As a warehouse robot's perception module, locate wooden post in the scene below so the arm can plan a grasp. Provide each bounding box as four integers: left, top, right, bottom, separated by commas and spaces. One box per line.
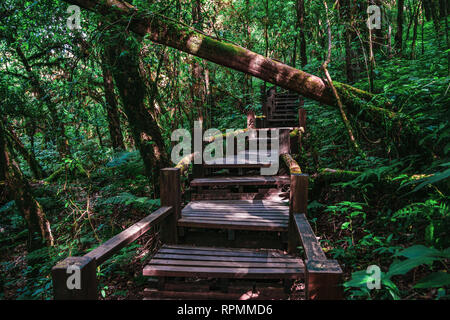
160, 168, 181, 244
279, 128, 290, 155
306, 260, 343, 300
192, 120, 204, 178
298, 108, 306, 129
288, 173, 308, 254
52, 256, 97, 300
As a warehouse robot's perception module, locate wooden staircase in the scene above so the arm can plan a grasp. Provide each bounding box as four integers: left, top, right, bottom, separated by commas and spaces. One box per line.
141, 125, 342, 300
51, 104, 342, 301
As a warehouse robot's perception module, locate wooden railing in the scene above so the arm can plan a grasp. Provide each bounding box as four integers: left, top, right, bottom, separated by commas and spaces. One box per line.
52, 168, 182, 300
282, 153, 343, 299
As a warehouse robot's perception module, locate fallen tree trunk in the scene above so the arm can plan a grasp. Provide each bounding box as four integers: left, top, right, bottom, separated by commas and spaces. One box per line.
63, 0, 405, 126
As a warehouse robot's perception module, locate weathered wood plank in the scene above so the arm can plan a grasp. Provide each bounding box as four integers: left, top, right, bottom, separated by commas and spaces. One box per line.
161, 244, 288, 256
153, 253, 297, 263
293, 214, 326, 261
191, 176, 290, 187
143, 265, 304, 279
160, 168, 181, 244
177, 219, 287, 231
149, 259, 301, 268
191, 192, 282, 201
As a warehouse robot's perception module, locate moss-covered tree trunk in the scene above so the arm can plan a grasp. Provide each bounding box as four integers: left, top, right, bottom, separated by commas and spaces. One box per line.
6, 125, 47, 179
0, 120, 53, 249
104, 32, 169, 185
100, 54, 126, 151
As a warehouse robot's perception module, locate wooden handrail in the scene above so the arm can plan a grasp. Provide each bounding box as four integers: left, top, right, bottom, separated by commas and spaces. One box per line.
52, 167, 183, 300
293, 213, 343, 299
85, 206, 173, 265
286, 160, 343, 299
52, 205, 174, 300
293, 213, 326, 261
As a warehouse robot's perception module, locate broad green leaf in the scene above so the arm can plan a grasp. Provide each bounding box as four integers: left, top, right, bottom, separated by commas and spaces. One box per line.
387, 256, 435, 277
414, 272, 450, 289
394, 245, 440, 259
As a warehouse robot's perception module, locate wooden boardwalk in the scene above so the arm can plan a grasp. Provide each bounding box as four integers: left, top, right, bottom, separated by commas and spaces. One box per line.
52, 92, 342, 300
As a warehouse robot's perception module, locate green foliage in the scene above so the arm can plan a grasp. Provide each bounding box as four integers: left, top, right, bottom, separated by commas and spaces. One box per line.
344, 245, 450, 300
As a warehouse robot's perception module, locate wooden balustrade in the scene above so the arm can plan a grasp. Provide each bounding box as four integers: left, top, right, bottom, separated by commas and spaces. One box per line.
51, 168, 180, 300
285, 154, 343, 300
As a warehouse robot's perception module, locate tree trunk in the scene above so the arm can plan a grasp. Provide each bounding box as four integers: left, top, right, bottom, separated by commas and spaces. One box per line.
411, 2, 421, 59
0, 120, 53, 249
6, 125, 47, 179
104, 32, 169, 185
439, 0, 448, 17
395, 0, 404, 55
295, 0, 308, 67
100, 54, 126, 151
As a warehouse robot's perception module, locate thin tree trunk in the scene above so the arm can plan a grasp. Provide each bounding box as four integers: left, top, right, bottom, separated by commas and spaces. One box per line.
100, 53, 126, 151
295, 0, 308, 67
322, 1, 364, 156
411, 1, 421, 59
395, 0, 404, 55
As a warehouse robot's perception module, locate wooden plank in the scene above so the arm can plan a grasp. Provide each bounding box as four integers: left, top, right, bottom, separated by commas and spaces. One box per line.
180, 216, 288, 223
293, 214, 326, 261
191, 176, 290, 187
191, 192, 282, 201
288, 174, 308, 254
182, 212, 288, 219
143, 288, 243, 300
161, 244, 288, 256
158, 247, 288, 258
160, 168, 181, 244
143, 288, 288, 300
143, 265, 304, 279
149, 259, 301, 269
177, 219, 287, 231
185, 199, 289, 207
85, 206, 173, 264
182, 212, 288, 217
183, 206, 289, 213
153, 253, 296, 263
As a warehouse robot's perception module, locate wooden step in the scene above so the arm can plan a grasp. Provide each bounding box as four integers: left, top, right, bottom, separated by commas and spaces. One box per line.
191, 176, 290, 187
178, 200, 289, 231
143, 245, 304, 279
203, 151, 277, 169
